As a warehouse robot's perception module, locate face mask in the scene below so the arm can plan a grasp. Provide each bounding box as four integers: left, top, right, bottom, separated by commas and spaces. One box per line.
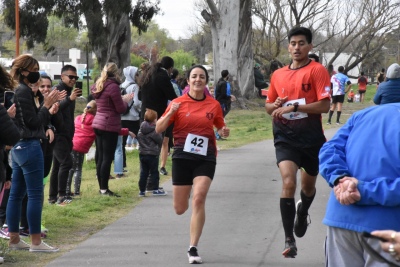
23, 70, 40, 84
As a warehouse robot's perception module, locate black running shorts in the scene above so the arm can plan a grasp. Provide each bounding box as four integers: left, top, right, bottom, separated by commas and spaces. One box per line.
172, 158, 216, 185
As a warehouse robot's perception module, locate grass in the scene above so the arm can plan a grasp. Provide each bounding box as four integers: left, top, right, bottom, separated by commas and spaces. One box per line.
3, 85, 377, 266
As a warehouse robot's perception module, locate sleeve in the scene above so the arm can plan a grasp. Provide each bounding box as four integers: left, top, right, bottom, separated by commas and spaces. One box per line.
132, 85, 141, 111
16, 88, 51, 129
356, 177, 400, 206
150, 131, 163, 146
319, 117, 354, 187
158, 74, 177, 101
312, 65, 331, 101
56, 86, 73, 111
266, 74, 278, 103
213, 102, 225, 129
373, 89, 382, 105
0, 105, 20, 146
110, 86, 128, 114
161, 101, 176, 126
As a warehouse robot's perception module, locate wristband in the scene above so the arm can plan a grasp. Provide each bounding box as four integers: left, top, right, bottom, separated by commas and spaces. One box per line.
293, 103, 299, 112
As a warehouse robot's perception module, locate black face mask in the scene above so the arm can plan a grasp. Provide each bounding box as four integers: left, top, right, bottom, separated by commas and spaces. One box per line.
22, 70, 40, 84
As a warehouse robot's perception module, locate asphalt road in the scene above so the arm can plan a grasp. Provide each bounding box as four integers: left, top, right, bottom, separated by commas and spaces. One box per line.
47, 128, 338, 267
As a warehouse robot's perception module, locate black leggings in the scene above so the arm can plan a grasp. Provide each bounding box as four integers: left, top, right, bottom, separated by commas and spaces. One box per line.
95, 129, 118, 190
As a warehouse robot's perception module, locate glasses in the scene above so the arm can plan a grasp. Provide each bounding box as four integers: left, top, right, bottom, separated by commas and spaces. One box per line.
63, 74, 79, 80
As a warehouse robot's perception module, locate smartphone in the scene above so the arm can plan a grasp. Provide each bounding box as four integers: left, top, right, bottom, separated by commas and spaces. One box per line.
362, 231, 388, 242
74, 81, 83, 96
3, 91, 15, 109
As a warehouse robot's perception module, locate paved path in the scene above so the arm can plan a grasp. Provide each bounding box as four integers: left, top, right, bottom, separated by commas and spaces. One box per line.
47, 128, 338, 267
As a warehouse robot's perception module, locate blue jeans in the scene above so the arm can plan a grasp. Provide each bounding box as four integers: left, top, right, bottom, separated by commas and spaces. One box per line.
139, 154, 160, 192
7, 139, 43, 234
114, 136, 123, 175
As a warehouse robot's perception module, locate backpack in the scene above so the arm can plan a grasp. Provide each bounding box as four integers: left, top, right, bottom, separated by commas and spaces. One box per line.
120, 82, 135, 116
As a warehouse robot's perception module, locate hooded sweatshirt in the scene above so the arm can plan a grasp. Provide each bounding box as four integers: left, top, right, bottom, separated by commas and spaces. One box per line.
137, 121, 163, 156
121, 66, 141, 121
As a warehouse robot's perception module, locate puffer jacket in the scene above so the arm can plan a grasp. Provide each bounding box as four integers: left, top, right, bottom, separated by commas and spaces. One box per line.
121, 66, 141, 121
72, 113, 95, 154
91, 78, 128, 133
137, 121, 162, 156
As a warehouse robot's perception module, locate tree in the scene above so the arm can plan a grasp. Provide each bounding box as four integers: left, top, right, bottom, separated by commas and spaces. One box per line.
2, 0, 161, 69
202, 0, 255, 99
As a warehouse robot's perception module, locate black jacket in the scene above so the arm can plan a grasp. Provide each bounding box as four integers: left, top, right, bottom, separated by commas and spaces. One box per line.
141, 68, 177, 119
215, 77, 231, 105
14, 82, 50, 140
54, 81, 76, 139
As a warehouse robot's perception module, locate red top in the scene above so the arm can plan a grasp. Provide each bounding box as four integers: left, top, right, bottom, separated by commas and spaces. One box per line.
72, 113, 96, 154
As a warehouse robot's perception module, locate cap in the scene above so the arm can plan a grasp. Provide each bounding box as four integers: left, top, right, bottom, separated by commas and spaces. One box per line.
386, 63, 400, 79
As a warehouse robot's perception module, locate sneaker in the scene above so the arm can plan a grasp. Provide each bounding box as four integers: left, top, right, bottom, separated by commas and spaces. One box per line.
187, 247, 202, 264
0, 228, 9, 239
336, 121, 341, 125
152, 189, 167, 196
99, 189, 121, 197
9, 239, 30, 250
19, 228, 29, 237
326, 121, 331, 125
138, 192, 146, 197
56, 196, 73, 206
282, 237, 297, 258
160, 167, 168, 175
109, 175, 115, 180
48, 198, 57, 205
294, 200, 311, 238
116, 174, 125, 179
29, 241, 59, 253
123, 169, 128, 173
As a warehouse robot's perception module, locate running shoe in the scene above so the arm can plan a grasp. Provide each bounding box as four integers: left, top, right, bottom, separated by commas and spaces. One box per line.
160, 167, 168, 175
99, 189, 121, 197
138, 192, 146, 197
56, 196, 73, 206
294, 200, 311, 238
187, 247, 202, 264
282, 236, 297, 258
29, 241, 59, 253
0, 228, 9, 239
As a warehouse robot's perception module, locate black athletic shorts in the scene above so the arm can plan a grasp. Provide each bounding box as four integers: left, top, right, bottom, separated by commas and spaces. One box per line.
172, 158, 216, 185
275, 142, 321, 176
331, 95, 345, 104
358, 90, 366, 95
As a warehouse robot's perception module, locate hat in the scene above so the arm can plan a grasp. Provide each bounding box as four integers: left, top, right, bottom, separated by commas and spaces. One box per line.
255, 63, 261, 69
386, 63, 400, 79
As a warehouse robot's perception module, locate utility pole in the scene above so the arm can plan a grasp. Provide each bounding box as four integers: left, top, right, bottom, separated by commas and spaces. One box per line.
15, 0, 19, 57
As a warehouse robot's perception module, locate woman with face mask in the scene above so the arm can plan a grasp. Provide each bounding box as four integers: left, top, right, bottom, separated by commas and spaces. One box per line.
7, 54, 60, 252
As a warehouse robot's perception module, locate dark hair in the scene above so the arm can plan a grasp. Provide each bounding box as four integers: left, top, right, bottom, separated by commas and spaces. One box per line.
288, 27, 312, 44
161, 56, 174, 69
61, 64, 77, 73
0, 65, 17, 91
381, 68, 385, 72
177, 77, 188, 89
361, 71, 364, 76
338, 66, 345, 73
10, 54, 39, 82
171, 68, 179, 79
40, 75, 52, 84
221, 70, 229, 78
308, 53, 319, 62
186, 65, 209, 83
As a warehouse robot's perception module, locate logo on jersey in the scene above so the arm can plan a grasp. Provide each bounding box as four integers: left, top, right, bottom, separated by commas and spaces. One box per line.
302, 83, 311, 92
206, 112, 214, 120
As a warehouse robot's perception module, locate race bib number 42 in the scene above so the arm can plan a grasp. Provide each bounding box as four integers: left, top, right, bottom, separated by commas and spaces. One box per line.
183, 133, 209, 156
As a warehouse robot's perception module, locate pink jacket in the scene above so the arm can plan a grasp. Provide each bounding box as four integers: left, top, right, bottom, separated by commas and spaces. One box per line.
72, 113, 96, 154
91, 79, 128, 133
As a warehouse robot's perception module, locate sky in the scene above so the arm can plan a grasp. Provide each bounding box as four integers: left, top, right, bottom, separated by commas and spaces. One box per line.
153, 0, 200, 40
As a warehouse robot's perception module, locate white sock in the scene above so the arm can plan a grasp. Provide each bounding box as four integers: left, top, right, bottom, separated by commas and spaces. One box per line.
100, 189, 107, 193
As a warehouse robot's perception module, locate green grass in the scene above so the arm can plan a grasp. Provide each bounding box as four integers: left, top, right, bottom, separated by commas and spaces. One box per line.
4, 86, 377, 266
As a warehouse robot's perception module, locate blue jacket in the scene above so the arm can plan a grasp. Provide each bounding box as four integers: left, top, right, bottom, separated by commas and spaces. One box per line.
373, 78, 400, 104
319, 103, 400, 233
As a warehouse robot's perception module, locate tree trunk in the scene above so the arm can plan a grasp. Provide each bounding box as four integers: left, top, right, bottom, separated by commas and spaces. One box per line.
205, 0, 255, 101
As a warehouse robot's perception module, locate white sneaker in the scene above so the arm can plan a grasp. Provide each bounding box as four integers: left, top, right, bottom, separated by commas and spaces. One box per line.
9, 239, 30, 250
29, 241, 59, 253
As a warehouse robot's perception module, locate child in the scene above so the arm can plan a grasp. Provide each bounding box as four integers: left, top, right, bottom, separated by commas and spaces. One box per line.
66, 100, 97, 196
137, 109, 166, 197
347, 89, 355, 103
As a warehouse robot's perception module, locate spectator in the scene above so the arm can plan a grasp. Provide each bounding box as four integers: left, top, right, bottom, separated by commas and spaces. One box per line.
137, 109, 165, 196
371, 230, 400, 263
254, 63, 269, 98
48, 65, 82, 205
327, 66, 352, 125
319, 103, 400, 267
265, 27, 331, 258
376, 68, 386, 87
91, 63, 133, 197
120, 66, 141, 174
156, 64, 229, 264
308, 53, 320, 62
357, 71, 368, 103
327, 64, 336, 77
8, 54, 60, 252
347, 89, 355, 103
66, 100, 97, 196
373, 63, 400, 105
215, 70, 236, 118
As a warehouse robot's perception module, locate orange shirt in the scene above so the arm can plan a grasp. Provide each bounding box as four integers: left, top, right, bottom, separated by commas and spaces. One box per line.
266, 61, 331, 147
162, 93, 225, 159
358, 76, 368, 90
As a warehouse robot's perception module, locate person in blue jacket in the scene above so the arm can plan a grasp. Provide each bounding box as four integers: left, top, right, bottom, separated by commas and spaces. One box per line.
319, 103, 400, 266
373, 63, 400, 105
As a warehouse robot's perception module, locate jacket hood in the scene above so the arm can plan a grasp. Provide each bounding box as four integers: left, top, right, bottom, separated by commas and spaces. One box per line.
122, 66, 138, 85
91, 78, 119, 98
140, 121, 156, 135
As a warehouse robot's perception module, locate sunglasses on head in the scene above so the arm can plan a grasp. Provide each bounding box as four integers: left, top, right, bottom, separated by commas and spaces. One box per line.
64, 74, 79, 80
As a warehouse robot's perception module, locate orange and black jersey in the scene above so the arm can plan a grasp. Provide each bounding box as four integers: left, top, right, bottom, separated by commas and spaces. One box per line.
162, 93, 225, 161
266, 60, 331, 148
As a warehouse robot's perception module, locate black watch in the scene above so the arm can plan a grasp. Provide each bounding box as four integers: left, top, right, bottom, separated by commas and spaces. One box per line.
293, 103, 299, 112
